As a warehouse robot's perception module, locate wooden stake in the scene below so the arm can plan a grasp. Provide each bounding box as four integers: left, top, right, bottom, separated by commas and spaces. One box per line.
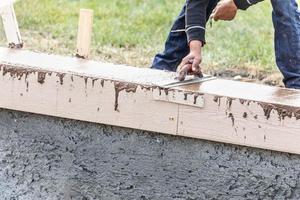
0, 3, 23, 48
76, 9, 93, 59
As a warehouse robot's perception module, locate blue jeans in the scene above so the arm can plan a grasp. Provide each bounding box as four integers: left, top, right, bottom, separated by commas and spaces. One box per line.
151, 0, 218, 71
271, 0, 300, 88
152, 0, 300, 89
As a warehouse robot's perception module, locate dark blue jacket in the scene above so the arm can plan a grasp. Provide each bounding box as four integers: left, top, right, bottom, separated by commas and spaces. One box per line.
186, 0, 264, 43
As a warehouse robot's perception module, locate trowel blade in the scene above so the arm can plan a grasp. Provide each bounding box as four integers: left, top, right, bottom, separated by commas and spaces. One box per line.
157, 75, 216, 89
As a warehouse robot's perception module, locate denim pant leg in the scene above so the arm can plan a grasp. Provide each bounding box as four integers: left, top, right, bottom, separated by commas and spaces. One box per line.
271, 0, 300, 89
152, 0, 219, 72
151, 5, 188, 71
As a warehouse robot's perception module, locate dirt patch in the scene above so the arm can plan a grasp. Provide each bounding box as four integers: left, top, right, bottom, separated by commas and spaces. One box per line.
205, 67, 284, 87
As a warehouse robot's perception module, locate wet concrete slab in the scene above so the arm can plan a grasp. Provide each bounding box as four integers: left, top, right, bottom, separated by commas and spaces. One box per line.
0, 47, 177, 85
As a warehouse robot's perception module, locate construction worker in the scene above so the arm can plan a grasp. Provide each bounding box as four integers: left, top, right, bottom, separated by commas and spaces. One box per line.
151, 0, 300, 89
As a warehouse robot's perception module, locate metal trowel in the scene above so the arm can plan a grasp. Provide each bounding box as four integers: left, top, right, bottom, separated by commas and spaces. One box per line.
160, 74, 216, 89
161, 61, 216, 88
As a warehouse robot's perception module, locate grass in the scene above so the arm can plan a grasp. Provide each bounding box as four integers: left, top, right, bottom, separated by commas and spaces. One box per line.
0, 0, 298, 83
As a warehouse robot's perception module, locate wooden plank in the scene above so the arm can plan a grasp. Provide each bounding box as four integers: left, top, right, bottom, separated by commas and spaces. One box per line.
177, 95, 300, 154
0, 48, 300, 154
153, 89, 205, 108
0, 67, 178, 135
76, 9, 93, 59
0, 3, 23, 48
175, 80, 300, 154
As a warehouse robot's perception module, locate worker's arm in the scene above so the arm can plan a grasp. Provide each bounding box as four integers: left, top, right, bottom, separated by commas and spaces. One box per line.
185, 0, 210, 43
212, 0, 264, 21
234, 0, 264, 10
177, 0, 209, 80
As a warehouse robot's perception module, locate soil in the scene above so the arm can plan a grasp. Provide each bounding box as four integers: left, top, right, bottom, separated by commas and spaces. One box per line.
207, 68, 284, 87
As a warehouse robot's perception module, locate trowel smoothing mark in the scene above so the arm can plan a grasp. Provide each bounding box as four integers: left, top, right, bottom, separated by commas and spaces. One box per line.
114, 82, 138, 112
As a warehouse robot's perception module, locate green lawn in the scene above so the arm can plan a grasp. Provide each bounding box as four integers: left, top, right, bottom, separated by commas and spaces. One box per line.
0, 0, 298, 82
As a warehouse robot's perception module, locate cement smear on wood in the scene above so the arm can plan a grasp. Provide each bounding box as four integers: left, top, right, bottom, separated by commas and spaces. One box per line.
0, 109, 300, 200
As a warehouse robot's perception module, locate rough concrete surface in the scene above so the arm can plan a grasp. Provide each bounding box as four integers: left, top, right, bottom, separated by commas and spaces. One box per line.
0, 109, 300, 200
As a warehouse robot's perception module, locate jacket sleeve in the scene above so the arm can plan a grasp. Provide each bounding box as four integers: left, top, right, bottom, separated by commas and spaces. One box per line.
233, 0, 264, 10
185, 0, 210, 44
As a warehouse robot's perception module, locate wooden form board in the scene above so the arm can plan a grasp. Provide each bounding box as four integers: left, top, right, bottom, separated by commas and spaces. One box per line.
0, 47, 300, 154
0, 3, 23, 48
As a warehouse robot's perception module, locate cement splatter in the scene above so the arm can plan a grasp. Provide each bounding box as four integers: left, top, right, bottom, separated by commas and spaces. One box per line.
213, 96, 221, 107
259, 102, 300, 120
193, 94, 201, 105
212, 94, 300, 121
8, 42, 24, 49
226, 98, 234, 110
1, 64, 34, 80
140, 85, 152, 91
228, 113, 235, 126
56, 73, 66, 85
184, 93, 188, 101
114, 82, 138, 112
75, 54, 86, 59
101, 80, 105, 87
158, 87, 169, 96
26, 82, 29, 92
82, 77, 89, 89
37, 72, 47, 84
92, 79, 98, 87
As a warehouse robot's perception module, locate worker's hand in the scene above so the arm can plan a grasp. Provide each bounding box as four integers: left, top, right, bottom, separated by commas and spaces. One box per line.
210, 0, 238, 21
177, 40, 203, 81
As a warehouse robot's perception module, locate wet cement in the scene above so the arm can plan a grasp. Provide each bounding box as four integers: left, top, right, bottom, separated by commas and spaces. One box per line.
1, 109, 300, 200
